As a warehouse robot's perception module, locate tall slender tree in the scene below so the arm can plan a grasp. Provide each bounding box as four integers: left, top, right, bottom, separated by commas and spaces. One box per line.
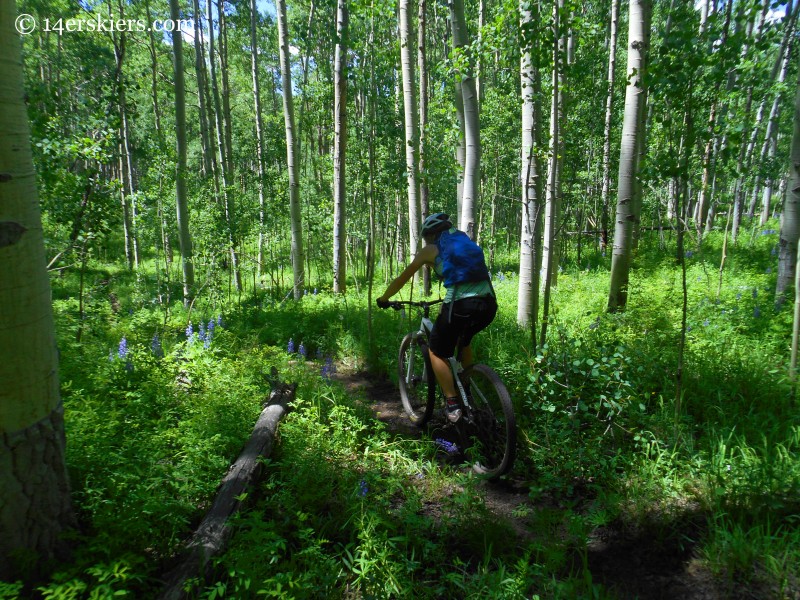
170, 0, 195, 303
333, 0, 349, 293
600, 0, 620, 251
608, 0, 650, 312
277, 0, 305, 299
449, 0, 480, 238
250, 0, 268, 281
400, 0, 421, 278
517, 0, 543, 341
776, 55, 800, 304
0, 0, 75, 578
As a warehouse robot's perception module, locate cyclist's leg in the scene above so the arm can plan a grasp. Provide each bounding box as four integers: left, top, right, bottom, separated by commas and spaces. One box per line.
429, 350, 457, 397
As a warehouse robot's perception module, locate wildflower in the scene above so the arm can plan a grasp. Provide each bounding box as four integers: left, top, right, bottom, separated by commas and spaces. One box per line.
109, 350, 114, 362
217, 315, 224, 328
316, 347, 323, 359
765, 267, 772, 274
687, 325, 693, 332
703, 319, 709, 327
204, 336, 211, 350
435, 438, 459, 455
207, 319, 216, 337
358, 480, 368, 497
313, 288, 318, 295
186, 322, 194, 341
736, 293, 742, 300
198, 322, 206, 342
298, 342, 307, 358
771, 246, 778, 256
753, 288, 758, 299
754, 306, 761, 318
287, 338, 295, 353
125, 360, 134, 373
118, 337, 128, 359
151, 334, 163, 358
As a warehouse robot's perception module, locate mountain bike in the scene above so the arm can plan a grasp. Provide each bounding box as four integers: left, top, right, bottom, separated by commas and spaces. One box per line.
384, 299, 516, 479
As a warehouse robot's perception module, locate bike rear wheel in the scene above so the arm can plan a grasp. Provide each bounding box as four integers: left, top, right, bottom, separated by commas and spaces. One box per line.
398, 333, 436, 426
460, 364, 516, 478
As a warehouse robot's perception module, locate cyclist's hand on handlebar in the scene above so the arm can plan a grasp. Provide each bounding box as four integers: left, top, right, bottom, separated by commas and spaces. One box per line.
376, 298, 391, 309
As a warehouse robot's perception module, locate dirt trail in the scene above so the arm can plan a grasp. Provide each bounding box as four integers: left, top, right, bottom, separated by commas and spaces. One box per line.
333, 370, 781, 600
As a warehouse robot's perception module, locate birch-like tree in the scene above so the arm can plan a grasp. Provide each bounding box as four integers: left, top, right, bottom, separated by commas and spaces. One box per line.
776, 58, 800, 304
250, 0, 268, 280
0, 0, 75, 577
333, 0, 349, 293
600, 0, 620, 251
277, 0, 305, 299
608, 0, 650, 312
517, 0, 543, 337
400, 0, 421, 272
170, 0, 195, 303
449, 0, 480, 238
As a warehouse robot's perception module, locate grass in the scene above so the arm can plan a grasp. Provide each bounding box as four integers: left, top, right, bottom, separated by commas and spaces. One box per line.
2, 224, 799, 598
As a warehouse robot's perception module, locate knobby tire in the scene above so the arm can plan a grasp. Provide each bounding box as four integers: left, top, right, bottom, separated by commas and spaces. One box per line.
398, 332, 436, 425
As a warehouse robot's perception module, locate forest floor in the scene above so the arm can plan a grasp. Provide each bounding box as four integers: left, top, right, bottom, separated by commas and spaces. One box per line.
332, 368, 786, 600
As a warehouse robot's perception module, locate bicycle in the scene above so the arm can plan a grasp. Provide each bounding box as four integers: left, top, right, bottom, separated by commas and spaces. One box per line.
384, 299, 516, 479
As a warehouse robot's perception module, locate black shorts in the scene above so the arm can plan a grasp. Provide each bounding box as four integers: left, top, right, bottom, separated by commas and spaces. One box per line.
428, 295, 498, 359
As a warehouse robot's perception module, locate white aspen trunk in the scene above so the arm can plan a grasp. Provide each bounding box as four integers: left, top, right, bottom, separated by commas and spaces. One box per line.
517, 0, 542, 336
276, 0, 305, 299
170, 0, 195, 303
539, 0, 562, 347
600, 0, 620, 251
777, 59, 800, 303
250, 0, 267, 281
189, 0, 212, 177
0, 0, 75, 578
418, 0, 431, 294
333, 0, 349, 293
400, 0, 421, 277
217, 0, 241, 291
449, 0, 480, 239
608, 0, 649, 312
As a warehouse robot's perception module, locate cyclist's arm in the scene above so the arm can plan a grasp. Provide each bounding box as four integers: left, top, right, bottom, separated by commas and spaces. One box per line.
378, 245, 437, 302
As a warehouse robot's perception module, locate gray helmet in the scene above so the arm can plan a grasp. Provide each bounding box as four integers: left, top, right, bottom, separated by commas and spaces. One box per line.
421, 212, 452, 236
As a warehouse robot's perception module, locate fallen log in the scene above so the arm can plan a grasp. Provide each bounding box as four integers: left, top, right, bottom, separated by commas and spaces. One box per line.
157, 382, 296, 600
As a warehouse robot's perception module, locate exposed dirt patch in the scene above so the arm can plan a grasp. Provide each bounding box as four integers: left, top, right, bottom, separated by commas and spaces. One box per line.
331, 370, 788, 600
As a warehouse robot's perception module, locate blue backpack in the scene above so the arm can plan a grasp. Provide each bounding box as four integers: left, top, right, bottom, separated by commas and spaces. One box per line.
435, 229, 491, 287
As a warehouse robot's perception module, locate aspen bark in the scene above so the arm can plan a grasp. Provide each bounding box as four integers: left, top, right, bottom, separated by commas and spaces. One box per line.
400, 0, 421, 274
333, 0, 349, 293
277, 0, 306, 299
0, 0, 75, 577
608, 0, 649, 312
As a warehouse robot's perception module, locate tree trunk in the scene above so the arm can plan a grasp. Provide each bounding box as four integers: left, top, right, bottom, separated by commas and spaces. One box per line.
333, 0, 349, 293
777, 58, 800, 304
250, 0, 267, 282
418, 0, 431, 294
0, 0, 76, 577
449, 0, 480, 239
277, 0, 306, 300
608, 0, 650, 312
600, 0, 620, 252
517, 0, 543, 342
400, 0, 421, 281
191, 0, 213, 177
170, 0, 196, 304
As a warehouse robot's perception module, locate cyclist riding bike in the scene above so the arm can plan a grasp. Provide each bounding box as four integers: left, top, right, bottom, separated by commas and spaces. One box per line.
377, 213, 497, 423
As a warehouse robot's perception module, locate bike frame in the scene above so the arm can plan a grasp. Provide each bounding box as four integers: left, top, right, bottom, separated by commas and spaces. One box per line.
402, 300, 471, 410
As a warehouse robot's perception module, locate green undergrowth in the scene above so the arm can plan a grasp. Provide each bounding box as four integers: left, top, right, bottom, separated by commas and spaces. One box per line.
3, 226, 800, 597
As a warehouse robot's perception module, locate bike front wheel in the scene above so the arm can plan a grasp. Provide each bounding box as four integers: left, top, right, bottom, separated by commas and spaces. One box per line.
460, 364, 516, 479
398, 333, 436, 426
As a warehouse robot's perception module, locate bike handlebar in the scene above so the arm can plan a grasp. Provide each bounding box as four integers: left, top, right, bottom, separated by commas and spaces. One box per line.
381, 298, 445, 310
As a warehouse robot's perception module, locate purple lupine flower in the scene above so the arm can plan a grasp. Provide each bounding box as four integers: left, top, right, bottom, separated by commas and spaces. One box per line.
703, 319, 709, 327
287, 338, 295, 353
298, 342, 307, 358
435, 438, 459, 455
766, 267, 772, 274
208, 319, 216, 336
118, 337, 128, 359
186, 322, 194, 341
151, 334, 163, 358
198, 322, 206, 342
109, 350, 114, 362
685, 250, 694, 259
754, 306, 761, 318
358, 480, 368, 497
217, 314, 224, 328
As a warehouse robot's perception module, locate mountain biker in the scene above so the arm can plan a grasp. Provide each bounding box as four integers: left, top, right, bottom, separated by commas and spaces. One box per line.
377, 213, 497, 423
